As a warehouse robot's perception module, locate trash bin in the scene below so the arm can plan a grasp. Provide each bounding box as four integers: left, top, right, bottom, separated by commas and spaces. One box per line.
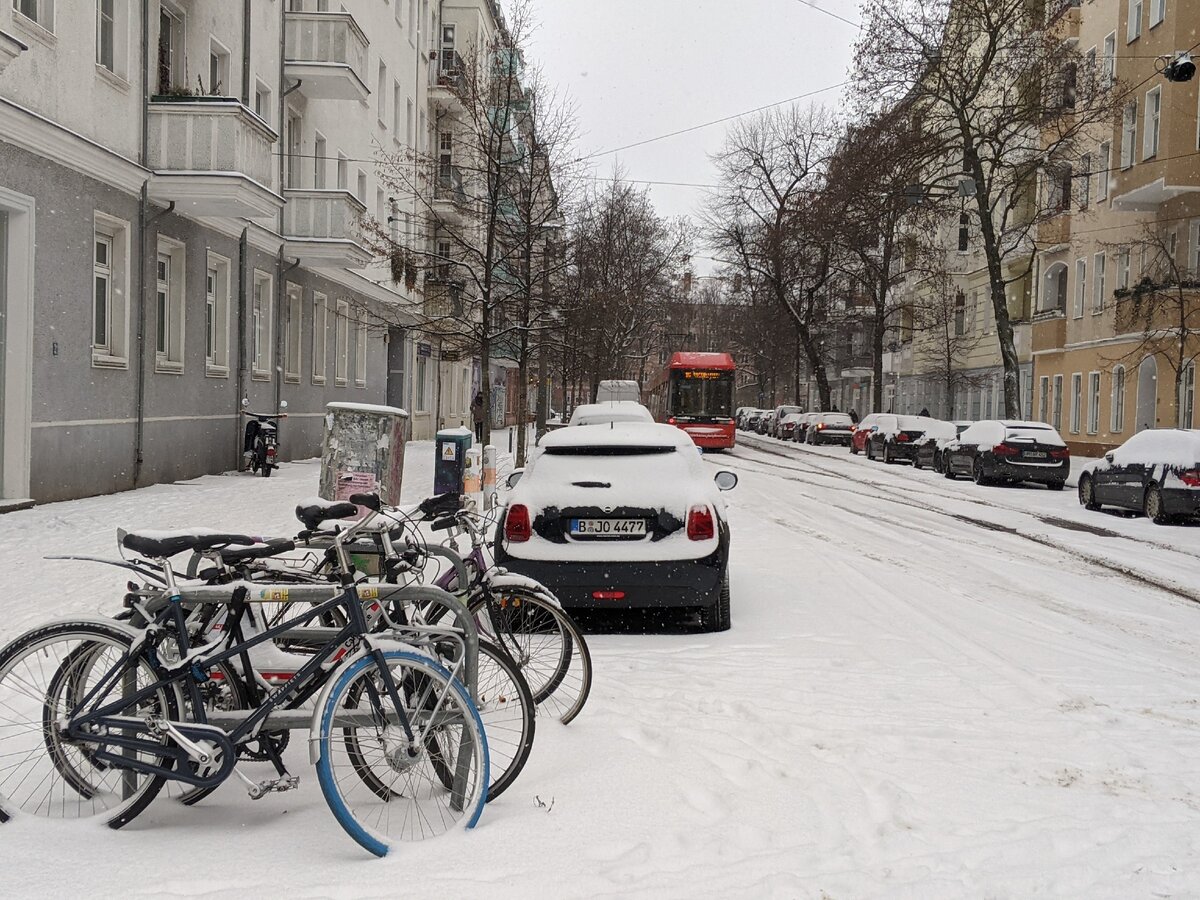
319, 402, 410, 506
435, 427, 474, 495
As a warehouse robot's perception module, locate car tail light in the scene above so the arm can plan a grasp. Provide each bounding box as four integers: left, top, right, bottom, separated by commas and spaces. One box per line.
1181, 469, 1200, 487
504, 504, 531, 542
592, 590, 626, 600
1049, 448, 1070, 460
895, 433, 910, 442
817, 423, 825, 430
687, 505, 715, 541
667, 417, 676, 425
992, 443, 1020, 457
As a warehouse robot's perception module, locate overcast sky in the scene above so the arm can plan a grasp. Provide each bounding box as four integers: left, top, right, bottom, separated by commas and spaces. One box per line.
525, 0, 862, 270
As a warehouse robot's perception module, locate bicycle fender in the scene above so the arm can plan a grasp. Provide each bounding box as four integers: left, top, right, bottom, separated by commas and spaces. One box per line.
305, 638, 434, 765
486, 573, 564, 610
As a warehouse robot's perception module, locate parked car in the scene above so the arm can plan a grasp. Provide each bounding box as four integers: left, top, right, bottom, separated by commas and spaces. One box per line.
735, 407, 755, 430
792, 412, 820, 443
1077, 428, 1200, 524
805, 412, 855, 446
943, 420, 1069, 488
849, 413, 885, 455
744, 409, 766, 432
495, 423, 738, 631
913, 421, 971, 471
864, 414, 945, 464
568, 401, 654, 427
778, 412, 806, 441
757, 409, 777, 435
771, 405, 805, 439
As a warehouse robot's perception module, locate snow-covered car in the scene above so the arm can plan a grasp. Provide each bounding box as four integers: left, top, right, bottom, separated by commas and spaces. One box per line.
771, 405, 805, 438
943, 420, 1069, 488
805, 412, 855, 446
757, 409, 777, 435
735, 407, 757, 430
865, 414, 943, 464
778, 412, 806, 441
743, 409, 766, 431
495, 423, 738, 631
1077, 428, 1200, 524
849, 412, 884, 454
913, 421, 971, 471
567, 401, 654, 427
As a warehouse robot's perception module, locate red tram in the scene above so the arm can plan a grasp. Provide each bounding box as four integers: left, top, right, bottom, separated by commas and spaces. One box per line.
645, 352, 737, 450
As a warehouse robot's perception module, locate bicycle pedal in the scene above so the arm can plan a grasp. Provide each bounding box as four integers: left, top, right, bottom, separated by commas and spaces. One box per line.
247, 775, 300, 799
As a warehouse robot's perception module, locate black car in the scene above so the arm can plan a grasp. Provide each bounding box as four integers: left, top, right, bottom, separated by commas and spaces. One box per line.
866, 414, 941, 464
1078, 428, 1200, 524
913, 421, 970, 471
943, 420, 1069, 488
805, 412, 855, 446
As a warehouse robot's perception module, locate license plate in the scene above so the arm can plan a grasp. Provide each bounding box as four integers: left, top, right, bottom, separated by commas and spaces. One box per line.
570, 518, 646, 537
1024, 451, 1048, 459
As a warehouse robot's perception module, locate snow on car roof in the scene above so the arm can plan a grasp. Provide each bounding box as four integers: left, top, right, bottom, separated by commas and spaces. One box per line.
1111, 428, 1200, 466
568, 402, 653, 424
539, 421, 692, 450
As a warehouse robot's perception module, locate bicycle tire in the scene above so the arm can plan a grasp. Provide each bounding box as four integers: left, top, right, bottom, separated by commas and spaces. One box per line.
471, 588, 593, 725
0, 621, 178, 829
315, 649, 489, 856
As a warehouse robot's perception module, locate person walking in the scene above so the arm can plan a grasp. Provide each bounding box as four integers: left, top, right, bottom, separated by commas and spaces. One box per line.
471, 392, 485, 443
849, 408, 859, 424
918, 406, 930, 417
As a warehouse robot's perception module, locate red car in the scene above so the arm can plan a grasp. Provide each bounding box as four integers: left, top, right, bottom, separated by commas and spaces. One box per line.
849, 413, 883, 455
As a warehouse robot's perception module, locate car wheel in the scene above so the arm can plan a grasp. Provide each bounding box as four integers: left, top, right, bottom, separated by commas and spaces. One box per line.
699, 572, 731, 633
882, 442, 893, 464
913, 453, 923, 470
972, 456, 990, 486
1078, 475, 1101, 510
1144, 486, 1172, 524
866, 441, 874, 461
1045, 481, 1064, 491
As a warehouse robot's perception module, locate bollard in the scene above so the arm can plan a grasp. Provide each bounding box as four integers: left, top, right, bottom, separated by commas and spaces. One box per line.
463, 447, 483, 510
482, 445, 497, 510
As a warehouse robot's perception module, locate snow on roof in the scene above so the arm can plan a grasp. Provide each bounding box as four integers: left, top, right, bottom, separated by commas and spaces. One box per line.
1111, 428, 1200, 466
328, 401, 409, 417
539, 421, 692, 450
569, 402, 653, 425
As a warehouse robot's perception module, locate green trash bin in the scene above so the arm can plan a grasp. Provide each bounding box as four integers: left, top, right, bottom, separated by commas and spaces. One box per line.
435, 427, 473, 495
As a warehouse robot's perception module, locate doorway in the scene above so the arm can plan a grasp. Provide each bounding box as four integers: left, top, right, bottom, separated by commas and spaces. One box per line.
386, 327, 407, 412
0, 187, 33, 499
1135, 355, 1157, 431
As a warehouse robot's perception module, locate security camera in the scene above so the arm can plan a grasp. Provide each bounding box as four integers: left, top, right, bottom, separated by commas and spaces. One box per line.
1164, 51, 1196, 83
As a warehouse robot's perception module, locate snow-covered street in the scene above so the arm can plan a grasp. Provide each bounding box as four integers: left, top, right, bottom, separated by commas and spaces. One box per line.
3, 438, 1200, 898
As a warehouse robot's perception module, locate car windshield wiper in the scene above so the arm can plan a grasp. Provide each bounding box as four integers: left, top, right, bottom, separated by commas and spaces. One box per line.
571, 481, 612, 488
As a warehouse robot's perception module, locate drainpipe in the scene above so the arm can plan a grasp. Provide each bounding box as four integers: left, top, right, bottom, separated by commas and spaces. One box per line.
276, 254, 300, 417
241, 0, 251, 106
235, 227, 250, 465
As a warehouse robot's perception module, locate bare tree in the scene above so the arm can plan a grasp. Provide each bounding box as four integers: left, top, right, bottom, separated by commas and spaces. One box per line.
910, 271, 988, 416
856, 0, 1122, 417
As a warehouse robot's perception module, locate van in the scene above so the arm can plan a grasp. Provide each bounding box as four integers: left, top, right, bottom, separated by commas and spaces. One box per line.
595, 379, 640, 403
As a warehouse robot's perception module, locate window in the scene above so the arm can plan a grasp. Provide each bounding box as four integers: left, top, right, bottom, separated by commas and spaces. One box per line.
313, 133, 327, 189
312, 292, 328, 384
335, 299, 350, 385
356, 170, 367, 203
157, 6, 184, 94
1181, 362, 1196, 427
1083, 47, 1097, 102
1117, 246, 1131, 289
1150, 0, 1165, 26
208, 38, 230, 95
1070, 373, 1082, 433
155, 238, 185, 371
14, 0, 54, 31
1168, 228, 1178, 264
1073, 258, 1086, 318
1111, 365, 1126, 431
205, 252, 230, 375
377, 61, 388, 125
393, 80, 403, 142
1097, 142, 1110, 201
286, 110, 302, 188
254, 79, 271, 125
954, 289, 966, 336
1121, 101, 1137, 168
1053, 374, 1063, 431
1047, 166, 1072, 211
415, 353, 428, 410
440, 23, 456, 74
1087, 372, 1101, 434
439, 131, 453, 177
957, 213, 969, 251
1102, 32, 1116, 87
1093, 253, 1106, 312
97, 0, 115, 70
337, 152, 349, 190
252, 270, 272, 379
1144, 87, 1161, 159
1191, 220, 1200, 276
406, 99, 414, 145
1079, 154, 1091, 209
1039, 375, 1050, 422
355, 314, 368, 387
284, 283, 302, 383
92, 214, 129, 367
419, 109, 427, 153
1128, 0, 1143, 41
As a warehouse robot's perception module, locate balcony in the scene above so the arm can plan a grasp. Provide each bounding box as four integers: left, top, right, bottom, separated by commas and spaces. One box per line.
1111, 155, 1200, 211
1045, 0, 1080, 35
430, 52, 465, 106
284, 11, 369, 102
1031, 309, 1066, 353
0, 30, 28, 74
282, 189, 370, 268
433, 166, 469, 222
146, 98, 281, 218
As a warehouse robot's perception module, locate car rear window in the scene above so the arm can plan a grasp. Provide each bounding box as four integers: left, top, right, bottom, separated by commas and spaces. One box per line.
542, 445, 676, 456
820, 414, 852, 425
1004, 426, 1065, 446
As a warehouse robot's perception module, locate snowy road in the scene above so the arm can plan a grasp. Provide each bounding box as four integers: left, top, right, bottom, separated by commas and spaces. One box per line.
3, 439, 1200, 898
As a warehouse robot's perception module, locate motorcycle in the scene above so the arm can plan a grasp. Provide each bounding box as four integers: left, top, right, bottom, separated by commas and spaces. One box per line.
242, 398, 287, 478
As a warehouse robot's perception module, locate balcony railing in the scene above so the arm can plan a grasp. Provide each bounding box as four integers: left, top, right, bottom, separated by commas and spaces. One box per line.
282, 189, 370, 267
434, 51, 466, 92
435, 166, 469, 206
284, 11, 369, 101
146, 98, 281, 218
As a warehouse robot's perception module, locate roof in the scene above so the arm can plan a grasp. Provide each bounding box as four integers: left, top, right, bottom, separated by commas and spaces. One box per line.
539, 422, 694, 450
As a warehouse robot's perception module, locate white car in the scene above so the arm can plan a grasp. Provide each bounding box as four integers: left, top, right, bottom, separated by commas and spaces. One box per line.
567, 401, 654, 427
496, 423, 738, 631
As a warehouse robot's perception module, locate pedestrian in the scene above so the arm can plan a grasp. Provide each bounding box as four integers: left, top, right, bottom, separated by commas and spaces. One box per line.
918, 406, 930, 417
470, 392, 485, 443
849, 408, 859, 423
831, 404, 839, 412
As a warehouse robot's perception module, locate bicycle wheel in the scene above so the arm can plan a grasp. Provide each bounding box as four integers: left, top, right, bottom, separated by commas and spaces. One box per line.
462, 640, 534, 800
315, 649, 488, 857
0, 621, 178, 828
472, 588, 593, 725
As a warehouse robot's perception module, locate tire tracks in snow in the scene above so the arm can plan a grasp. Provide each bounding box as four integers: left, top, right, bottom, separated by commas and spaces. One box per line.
718, 441, 1200, 608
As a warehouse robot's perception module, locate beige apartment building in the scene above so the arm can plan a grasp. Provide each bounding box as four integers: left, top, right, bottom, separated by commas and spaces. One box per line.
1032, 0, 1200, 455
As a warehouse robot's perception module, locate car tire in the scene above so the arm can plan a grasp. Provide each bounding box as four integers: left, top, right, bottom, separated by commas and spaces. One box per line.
913, 454, 923, 470
972, 456, 992, 486
1144, 485, 1172, 524
1045, 481, 1064, 491
882, 442, 893, 464
866, 441, 874, 461
850, 443, 859, 455
700, 573, 731, 633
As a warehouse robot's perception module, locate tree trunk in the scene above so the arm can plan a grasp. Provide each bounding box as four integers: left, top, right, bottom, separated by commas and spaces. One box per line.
872, 303, 885, 414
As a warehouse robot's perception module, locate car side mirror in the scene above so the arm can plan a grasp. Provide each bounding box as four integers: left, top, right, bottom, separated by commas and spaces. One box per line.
714, 471, 738, 491
870, 425, 879, 432
241, 397, 249, 407
279, 400, 288, 410
505, 470, 523, 489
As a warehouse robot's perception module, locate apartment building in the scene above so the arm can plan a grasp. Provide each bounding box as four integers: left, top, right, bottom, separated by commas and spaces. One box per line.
1031, 0, 1200, 455
0, 0, 492, 503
